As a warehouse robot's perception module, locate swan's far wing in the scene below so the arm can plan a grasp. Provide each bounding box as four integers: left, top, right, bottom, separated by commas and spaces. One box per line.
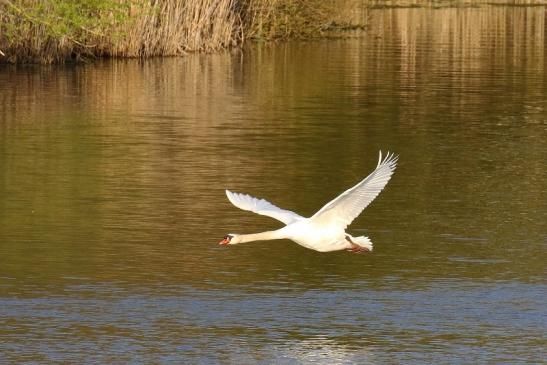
310, 151, 398, 229
225, 190, 303, 225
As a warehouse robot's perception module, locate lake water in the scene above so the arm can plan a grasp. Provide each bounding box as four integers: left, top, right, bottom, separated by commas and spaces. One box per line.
1, 3, 546, 364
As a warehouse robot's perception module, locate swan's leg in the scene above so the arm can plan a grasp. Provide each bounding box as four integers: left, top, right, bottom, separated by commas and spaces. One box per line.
345, 235, 371, 253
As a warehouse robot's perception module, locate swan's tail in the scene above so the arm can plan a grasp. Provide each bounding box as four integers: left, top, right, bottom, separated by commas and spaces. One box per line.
348, 235, 373, 252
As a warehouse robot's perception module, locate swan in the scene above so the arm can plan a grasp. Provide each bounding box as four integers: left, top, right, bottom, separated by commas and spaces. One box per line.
220, 151, 398, 253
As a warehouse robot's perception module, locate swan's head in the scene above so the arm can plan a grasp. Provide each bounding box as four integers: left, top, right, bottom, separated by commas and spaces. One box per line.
219, 234, 238, 245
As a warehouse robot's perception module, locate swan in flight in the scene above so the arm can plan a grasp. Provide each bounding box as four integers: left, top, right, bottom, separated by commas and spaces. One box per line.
220, 151, 398, 253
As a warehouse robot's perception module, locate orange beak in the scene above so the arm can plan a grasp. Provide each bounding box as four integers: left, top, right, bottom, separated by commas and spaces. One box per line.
219, 238, 230, 245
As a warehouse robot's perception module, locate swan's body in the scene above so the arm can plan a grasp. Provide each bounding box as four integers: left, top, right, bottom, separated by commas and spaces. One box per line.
220, 151, 398, 253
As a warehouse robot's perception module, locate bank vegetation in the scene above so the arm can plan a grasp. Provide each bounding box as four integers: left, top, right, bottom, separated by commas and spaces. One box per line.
0, 0, 363, 63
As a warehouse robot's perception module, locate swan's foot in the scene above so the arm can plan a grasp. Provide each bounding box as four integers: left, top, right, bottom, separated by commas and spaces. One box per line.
345, 236, 371, 254
346, 244, 371, 253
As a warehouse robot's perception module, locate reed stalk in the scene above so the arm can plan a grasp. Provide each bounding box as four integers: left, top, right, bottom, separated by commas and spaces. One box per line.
0, 0, 364, 63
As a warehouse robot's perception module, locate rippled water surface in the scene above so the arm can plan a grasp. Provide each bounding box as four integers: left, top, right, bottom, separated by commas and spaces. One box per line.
1, 4, 546, 364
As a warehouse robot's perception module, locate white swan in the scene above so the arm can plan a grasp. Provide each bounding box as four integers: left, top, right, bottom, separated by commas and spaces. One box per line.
220, 151, 398, 253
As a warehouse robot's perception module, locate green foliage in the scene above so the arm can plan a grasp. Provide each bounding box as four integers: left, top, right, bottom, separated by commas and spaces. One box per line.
1, 0, 133, 56
0, 0, 363, 63
243, 0, 359, 41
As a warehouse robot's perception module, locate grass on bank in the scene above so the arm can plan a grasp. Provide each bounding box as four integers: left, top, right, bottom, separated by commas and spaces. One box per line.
0, 0, 364, 63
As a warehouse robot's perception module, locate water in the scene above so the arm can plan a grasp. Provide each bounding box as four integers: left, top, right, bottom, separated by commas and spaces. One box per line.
1, 4, 546, 364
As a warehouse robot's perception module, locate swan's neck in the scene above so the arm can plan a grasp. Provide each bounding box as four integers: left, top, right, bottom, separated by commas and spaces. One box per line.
236, 229, 285, 244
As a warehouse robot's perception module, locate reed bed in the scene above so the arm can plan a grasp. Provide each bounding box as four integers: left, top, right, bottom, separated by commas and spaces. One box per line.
0, 0, 362, 63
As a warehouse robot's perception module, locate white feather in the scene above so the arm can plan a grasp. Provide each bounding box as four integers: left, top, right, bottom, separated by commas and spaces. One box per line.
310, 151, 398, 229
225, 190, 303, 225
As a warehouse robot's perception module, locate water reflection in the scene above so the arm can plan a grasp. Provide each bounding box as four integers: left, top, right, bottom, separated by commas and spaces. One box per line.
1, 3, 546, 363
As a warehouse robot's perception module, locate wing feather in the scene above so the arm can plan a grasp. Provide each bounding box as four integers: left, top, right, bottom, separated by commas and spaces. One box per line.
311, 151, 398, 229
225, 190, 303, 225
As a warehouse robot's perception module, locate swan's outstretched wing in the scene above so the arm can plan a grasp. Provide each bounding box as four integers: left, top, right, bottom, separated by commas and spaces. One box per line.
225, 190, 303, 225
310, 151, 398, 229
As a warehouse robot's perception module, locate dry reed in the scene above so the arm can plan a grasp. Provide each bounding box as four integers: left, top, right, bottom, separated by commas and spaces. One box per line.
0, 0, 364, 63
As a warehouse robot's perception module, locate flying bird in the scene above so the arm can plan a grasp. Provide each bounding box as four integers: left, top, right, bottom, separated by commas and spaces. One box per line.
220, 151, 398, 253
